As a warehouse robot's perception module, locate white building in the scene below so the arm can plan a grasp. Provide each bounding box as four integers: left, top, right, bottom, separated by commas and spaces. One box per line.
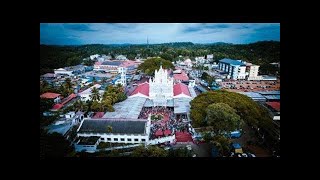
54, 68, 73, 76
149, 65, 174, 106
218, 58, 246, 80
116, 55, 127, 60
90, 54, 100, 60
116, 67, 127, 87
247, 65, 262, 80
76, 118, 151, 145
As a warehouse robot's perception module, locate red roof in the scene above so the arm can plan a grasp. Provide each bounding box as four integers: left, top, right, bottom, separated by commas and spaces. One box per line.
93, 112, 105, 118
60, 93, 77, 105
52, 103, 63, 110
40, 92, 61, 99
155, 130, 164, 136
266, 102, 280, 111
95, 62, 102, 65
120, 60, 138, 68
164, 129, 172, 136
173, 83, 191, 97
173, 71, 189, 81
130, 82, 149, 97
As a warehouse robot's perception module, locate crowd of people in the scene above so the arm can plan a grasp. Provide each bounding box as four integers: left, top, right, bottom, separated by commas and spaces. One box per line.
139, 107, 192, 140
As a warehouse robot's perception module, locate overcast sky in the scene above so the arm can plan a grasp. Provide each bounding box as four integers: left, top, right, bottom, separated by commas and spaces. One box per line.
40, 23, 280, 45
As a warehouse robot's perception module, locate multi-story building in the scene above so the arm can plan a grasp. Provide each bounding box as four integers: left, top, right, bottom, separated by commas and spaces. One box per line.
218, 58, 246, 80
247, 64, 262, 80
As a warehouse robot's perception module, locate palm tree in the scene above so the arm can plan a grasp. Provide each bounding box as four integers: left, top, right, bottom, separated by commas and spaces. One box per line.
90, 87, 101, 101
106, 125, 113, 148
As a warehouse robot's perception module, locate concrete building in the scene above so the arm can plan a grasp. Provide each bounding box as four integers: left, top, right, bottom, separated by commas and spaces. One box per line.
218, 58, 246, 80
76, 118, 151, 144
247, 64, 262, 80
93, 61, 122, 73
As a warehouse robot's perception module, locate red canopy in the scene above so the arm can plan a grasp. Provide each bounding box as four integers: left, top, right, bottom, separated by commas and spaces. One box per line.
164, 130, 171, 136
155, 130, 164, 136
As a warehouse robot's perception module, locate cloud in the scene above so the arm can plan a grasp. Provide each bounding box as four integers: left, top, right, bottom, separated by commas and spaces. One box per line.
40, 23, 280, 45
63, 23, 97, 32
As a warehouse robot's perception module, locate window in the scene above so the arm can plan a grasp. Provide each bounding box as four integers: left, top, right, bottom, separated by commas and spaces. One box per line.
120, 138, 125, 141
107, 138, 111, 141
141, 139, 146, 142
127, 138, 132, 141
101, 138, 104, 140
134, 139, 139, 141
114, 138, 118, 141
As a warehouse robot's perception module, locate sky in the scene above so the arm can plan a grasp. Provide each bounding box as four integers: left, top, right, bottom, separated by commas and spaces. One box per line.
40, 23, 280, 45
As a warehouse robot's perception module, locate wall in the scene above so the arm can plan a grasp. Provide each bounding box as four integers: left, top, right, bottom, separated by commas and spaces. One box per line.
77, 133, 149, 144
146, 135, 176, 145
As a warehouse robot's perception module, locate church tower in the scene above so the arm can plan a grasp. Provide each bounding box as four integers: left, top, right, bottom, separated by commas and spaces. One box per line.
149, 65, 173, 107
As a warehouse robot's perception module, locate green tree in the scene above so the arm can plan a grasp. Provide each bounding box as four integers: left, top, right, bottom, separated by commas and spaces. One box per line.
131, 145, 168, 157
40, 129, 74, 159
211, 135, 231, 157
206, 103, 243, 135
90, 87, 101, 101
137, 57, 174, 76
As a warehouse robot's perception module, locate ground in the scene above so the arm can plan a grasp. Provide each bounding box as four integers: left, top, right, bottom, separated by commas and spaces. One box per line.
230, 124, 272, 157
171, 143, 211, 157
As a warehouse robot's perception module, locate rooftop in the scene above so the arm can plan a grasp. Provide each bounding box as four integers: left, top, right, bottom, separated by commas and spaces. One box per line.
174, 83, 191, 97
103, 97, 147, 119
130, 82, 149, 97
40, 92, 61, 99
101, 61, 122, 66
92, 112, 105, 118
78, 119, 147, 135
76, 136, 100, 145
174, 97, 192, 114
173, 71, 189, 81
219, 58, 245, 66
266, 102, 280, 112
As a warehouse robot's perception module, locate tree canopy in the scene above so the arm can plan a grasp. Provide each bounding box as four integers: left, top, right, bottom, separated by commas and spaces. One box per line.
41, 41, 279, 75
206, 103, 243, 135
137, 57, 174, 76
190, 90, 273, 129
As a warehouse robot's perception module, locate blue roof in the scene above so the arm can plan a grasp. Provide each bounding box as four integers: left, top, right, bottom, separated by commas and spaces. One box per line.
232, 143, 241, 149
219, 58, 245, 66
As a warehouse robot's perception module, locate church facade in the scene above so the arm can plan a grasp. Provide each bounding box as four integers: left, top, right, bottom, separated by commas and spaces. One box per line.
149, 65, 174, 106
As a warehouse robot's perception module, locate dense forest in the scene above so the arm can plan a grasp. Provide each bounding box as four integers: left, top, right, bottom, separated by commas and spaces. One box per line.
40, 41, 280, 75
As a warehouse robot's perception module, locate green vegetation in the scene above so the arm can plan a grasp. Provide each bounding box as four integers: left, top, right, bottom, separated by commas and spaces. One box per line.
40, 129, 74, 158
131, 145, 168, 157
40, 41, 279, 76
190, 90, 272, 128
151, 114, 163, 121
137, 57, 174, 76
206, 103, 243, 135
201, 72, 215, 85
167, 147, 194, 157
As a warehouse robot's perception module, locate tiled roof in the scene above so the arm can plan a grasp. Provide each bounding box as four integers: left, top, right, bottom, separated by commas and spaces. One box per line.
173, 71, 189, 81
40, 92, 61, 99
52, 103, 63, 110
130, 82, 149, 97
266, 102, 280, 112
173, 83, 191, 97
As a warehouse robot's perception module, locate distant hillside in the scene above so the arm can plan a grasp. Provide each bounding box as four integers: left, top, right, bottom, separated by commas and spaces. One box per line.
40, 41, 280, 75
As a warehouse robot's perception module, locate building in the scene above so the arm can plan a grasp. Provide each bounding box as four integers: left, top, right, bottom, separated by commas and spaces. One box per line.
265, 102, 280, 121
78, 84, 103, 102
74, 136, 101, 153
116, 67, 126, 87
149, 65, 174, 106
54, 65, 86, 76
41, 73, 56, 81
46, 111, 84, 136
93, 61, 122, 73
246, 64, 262, 81
218, 58, 246, 80
51, 93, 78, 111
173, 70, 189, 83
116, 55, 127, 60
90, 54, 100, 60
40, 92, 62, 103
76, 118, 151, 144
